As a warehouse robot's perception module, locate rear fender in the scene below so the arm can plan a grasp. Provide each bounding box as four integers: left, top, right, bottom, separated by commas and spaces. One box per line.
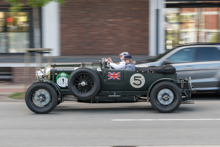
147, 78, 178, 99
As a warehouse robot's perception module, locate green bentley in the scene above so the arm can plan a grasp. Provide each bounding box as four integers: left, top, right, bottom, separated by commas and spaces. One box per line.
25, 58, 193, 114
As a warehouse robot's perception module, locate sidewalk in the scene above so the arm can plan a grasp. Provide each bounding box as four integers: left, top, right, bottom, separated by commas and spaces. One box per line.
0, 83, 26, 96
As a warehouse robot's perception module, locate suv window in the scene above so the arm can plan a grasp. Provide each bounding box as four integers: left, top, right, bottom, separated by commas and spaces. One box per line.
195, 47, 220, 62
167, 48, 196, 64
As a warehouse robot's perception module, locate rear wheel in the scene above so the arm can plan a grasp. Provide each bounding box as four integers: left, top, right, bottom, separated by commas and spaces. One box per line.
150, 81, 182, 113
25, 83, 58, 114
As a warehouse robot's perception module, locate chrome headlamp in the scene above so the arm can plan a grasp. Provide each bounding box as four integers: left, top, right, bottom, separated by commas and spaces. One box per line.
36, 70, 44, 79
36, 63, 51, 79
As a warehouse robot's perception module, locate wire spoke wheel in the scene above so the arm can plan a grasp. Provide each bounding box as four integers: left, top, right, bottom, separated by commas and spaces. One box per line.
68, 68, 100, 100
73, 73, 94, 93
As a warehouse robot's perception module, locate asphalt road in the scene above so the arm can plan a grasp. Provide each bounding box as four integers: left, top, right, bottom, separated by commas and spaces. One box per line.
0, 95, 220, 146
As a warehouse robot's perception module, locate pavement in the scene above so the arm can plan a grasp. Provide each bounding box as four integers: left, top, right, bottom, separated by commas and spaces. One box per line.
1, 96, 220, 146
0, 82, 26, 96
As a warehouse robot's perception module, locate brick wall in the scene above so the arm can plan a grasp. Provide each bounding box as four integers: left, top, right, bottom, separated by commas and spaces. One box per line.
60, 0, 149, 55
180, 8, 196, 13
12, 67, 36, 83
205, 14, 218, 30
205, 8, 218, 11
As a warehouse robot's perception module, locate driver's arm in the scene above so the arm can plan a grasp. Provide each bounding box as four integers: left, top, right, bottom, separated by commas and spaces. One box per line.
109, 62, 125, 69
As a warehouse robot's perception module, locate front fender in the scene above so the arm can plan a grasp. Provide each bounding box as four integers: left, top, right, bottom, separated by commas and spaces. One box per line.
33, 79, 63, 102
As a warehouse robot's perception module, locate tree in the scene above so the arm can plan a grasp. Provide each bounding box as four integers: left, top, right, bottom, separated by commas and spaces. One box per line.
6, 0, 65, 11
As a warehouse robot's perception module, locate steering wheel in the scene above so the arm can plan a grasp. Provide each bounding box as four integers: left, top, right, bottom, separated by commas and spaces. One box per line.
106, 62, 112, 69
100, 57, 112, 69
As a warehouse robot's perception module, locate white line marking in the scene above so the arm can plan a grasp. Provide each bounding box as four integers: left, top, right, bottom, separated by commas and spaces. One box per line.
111, 119, 220, 121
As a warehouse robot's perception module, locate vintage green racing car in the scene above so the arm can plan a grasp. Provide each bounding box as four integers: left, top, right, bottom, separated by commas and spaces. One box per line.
25, 58, 193, 114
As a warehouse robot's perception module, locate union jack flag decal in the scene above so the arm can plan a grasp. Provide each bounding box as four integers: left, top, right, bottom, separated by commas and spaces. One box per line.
108, 72, 121, 80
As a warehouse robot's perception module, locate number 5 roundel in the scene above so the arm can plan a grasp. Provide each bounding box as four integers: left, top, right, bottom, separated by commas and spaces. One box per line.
130, 73, 145, 88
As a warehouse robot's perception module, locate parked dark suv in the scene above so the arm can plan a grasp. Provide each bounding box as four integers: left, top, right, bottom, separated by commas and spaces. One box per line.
136, 43, 220, 93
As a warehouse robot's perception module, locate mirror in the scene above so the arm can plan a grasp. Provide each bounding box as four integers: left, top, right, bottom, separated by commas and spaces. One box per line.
163, 59, 173, 65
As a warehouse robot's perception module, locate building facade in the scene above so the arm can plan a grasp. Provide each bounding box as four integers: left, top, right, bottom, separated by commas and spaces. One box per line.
0, 0, 220, 83
60, 0, 149, 55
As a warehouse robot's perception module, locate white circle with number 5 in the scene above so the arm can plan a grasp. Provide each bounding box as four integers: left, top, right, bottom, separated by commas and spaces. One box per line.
130, 73, 145, 88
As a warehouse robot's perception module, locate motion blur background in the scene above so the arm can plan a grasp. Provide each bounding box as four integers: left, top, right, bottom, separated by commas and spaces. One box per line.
0, 0, 220, 83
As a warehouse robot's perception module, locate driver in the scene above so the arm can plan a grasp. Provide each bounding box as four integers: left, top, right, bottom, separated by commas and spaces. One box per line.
124, 54, 136, 70
107, 52, 129, 69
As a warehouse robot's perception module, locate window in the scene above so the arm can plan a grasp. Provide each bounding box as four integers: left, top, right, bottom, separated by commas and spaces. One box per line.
165, 7, 220, 49
167, 48, 196, 63
195, 47, 220, 62
0, 11, 31, 53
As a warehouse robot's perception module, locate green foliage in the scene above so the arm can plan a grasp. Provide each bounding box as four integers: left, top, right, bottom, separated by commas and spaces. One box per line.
166, 30, 182, 47
5, 0, 65, 11
180, 15, 194, 22
9, 92, 25, 99
210, 33, 220, 43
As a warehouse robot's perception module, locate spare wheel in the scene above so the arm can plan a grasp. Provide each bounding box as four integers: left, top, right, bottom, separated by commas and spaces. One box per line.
68, 68, 100, 100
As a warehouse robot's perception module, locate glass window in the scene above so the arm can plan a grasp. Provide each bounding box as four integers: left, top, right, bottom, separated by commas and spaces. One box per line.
165, 6, 220, 49
195, 47, 220, 62
214, 48, 220, 60
167, 48, 196, 63
0, 33, 6, 53
6, 12, 29, 32
0, 11, 30, 53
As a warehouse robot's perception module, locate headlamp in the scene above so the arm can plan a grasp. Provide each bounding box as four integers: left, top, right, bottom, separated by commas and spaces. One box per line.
36, 70, 44, 79
36, 63, 51, 80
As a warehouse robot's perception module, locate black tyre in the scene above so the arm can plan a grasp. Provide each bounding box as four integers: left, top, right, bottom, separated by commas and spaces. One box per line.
57, 100, 61, 105
150, 81, 182, 113
68, 68, 100, 100
25, 82, 58, 114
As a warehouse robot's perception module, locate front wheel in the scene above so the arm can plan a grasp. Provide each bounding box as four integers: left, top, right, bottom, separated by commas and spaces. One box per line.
150, 81, 182, 113
25, 83, 58, 114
